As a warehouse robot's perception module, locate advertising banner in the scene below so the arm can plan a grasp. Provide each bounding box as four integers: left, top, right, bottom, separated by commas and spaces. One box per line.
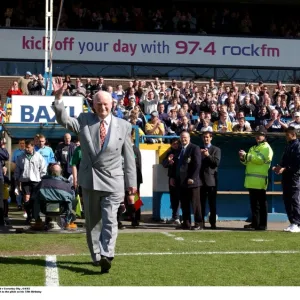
0, 29, 297, 68
10, 96, 83, 123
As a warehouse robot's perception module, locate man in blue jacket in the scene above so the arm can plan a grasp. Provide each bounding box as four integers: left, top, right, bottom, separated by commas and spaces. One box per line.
273, 126, 300, 232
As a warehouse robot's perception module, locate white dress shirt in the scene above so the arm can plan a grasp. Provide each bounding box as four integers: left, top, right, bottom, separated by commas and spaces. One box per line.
99, 113, 112, 133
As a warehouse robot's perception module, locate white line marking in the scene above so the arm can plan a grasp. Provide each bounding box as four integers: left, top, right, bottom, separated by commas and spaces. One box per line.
161, 232, 176, 237
191, 240, 216, 243
45, 255, 59, 286
161, 232, 184, 241
2, 250, 300, 258
251, 239, 274, 242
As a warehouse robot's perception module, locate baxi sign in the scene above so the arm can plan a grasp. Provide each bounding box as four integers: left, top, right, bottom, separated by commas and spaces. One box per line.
0, 28, 298, 67
10, 96, 83, 123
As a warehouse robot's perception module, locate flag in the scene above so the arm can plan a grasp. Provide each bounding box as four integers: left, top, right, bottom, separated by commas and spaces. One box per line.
133, 192, 143, 211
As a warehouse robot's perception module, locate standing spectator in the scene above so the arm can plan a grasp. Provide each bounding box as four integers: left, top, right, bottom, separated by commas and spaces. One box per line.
0, 138, 9, 227
239, 126, 273, 230
200, 132, 221, 229
273, 127, 300, 233
14, 140, 46, 226
35, 134, 56, 167
55, 133, 76, 178
162, 138, 181, 224
11, 139, 25, 210
170, 131, 203, 230
140, 83, 159, 115
18, 71, 32, 95
126, 131, 143, 227
7, 81, 23, 97
28, 74, 45, 95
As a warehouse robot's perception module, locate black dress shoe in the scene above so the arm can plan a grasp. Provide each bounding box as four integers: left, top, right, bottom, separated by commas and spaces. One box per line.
131, 221, 140, 227
118, 222, 126, 230
99, 257, 111, 273
191, 226, 203, 231
244, 223, 255, 229
210, 224, 217, 229
255, 226, 267, 231
176, 225, 191, 230
92, 261, 101, 267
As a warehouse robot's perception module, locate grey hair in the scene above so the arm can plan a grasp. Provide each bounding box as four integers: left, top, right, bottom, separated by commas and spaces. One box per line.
93, 90, 113, 103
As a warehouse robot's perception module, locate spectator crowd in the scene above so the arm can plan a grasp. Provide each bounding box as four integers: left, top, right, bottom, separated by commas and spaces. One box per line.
6, 72, 300, 140
18, 75, 298, 142
2, 1, 300, 38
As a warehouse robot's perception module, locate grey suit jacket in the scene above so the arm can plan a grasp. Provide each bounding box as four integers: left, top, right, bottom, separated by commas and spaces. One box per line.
52, 101, 137, 192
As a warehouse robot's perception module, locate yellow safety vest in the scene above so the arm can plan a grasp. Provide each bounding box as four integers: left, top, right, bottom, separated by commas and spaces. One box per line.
240, 141, 273, 190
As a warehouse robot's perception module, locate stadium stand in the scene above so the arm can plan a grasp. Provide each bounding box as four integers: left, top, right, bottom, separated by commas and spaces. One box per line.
1, 0, 300, 37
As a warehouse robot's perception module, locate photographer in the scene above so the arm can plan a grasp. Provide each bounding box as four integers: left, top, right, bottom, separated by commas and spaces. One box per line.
28, 74, 45, 96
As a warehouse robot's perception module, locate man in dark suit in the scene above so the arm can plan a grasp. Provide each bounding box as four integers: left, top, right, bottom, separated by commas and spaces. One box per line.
162, 138, 181, 224
200, 132, 221, 229
170, 131, 203, 230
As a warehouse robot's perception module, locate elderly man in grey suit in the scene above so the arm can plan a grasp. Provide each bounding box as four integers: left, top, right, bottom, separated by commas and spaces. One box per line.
52, 77, 137, 273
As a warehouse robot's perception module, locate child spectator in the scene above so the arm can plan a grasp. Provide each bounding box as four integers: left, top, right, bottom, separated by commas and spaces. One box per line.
201, 118, 213, 132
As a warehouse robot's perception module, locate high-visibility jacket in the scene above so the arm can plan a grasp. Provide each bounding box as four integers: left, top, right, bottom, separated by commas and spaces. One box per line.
240, 141, 273, 190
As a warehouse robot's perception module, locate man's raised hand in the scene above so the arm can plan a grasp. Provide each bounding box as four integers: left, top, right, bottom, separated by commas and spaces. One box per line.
52, 77, 65, 99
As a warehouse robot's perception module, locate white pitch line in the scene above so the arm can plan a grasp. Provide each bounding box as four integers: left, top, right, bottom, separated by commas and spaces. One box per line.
45, 255, 59, 286
161, 232, 176, 237
2, 250, 300, 258
174, 237, 184, 241
191, 240, 216, 243
161, 232, 184, 241
251, 239, 274, 242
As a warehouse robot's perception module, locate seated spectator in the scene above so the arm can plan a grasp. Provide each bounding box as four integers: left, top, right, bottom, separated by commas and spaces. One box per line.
238, 95, 256, 116
33, 163, 77, 230
145, 111, 165, 143
232, 117, 252, 132
255, 106, 270, 127
277, 99, 290, 118
212, 112, 233, 132
167, 98, 181, 113
264, 109, 287, 132
72, 78, 86, 97
158, 103, 168, 122
176, 116, 192, 135
129, 116, 145, 141
85, 78, 93, 91
7, 81, 23, 97
165, 109, 179, 135
111, 99, 123, 118
200, 118, 213, 132
288, 112, 300, 130
112, 84, 125, 101
209, 103, 219, 122
228, 103, 237, 122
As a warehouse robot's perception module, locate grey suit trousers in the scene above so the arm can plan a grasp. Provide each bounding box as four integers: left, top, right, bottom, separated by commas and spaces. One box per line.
82, 188, 124, 261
